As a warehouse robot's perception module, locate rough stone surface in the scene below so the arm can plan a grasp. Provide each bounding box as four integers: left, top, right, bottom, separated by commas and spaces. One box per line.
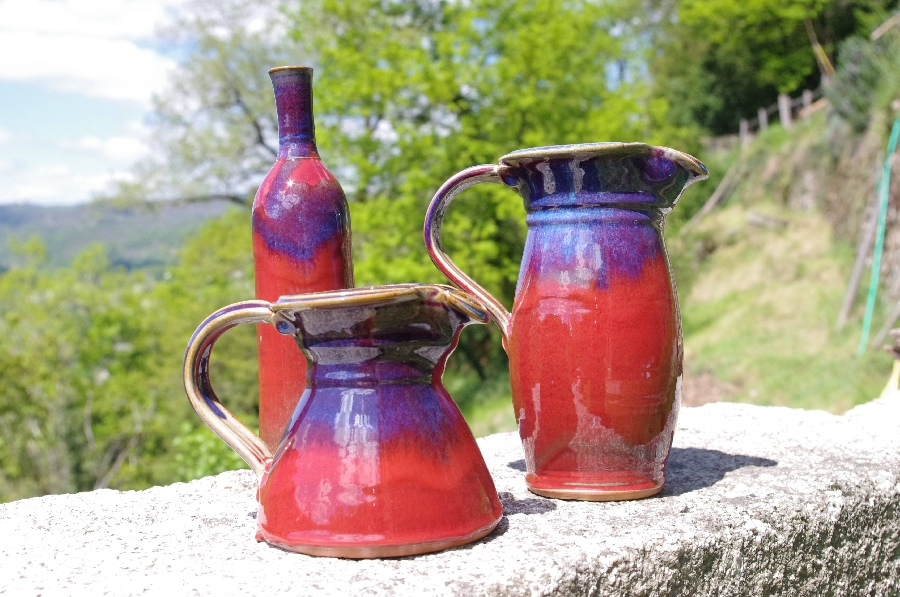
2, 395, 899, 596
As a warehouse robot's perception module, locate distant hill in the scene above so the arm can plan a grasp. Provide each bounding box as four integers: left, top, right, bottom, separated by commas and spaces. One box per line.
0, 201, 235, 272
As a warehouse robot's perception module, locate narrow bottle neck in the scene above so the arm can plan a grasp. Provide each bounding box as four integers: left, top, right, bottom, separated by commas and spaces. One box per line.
270, 68, 319, 158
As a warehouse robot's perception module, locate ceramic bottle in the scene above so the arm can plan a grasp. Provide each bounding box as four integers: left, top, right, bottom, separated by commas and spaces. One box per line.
253, 66, 353, 448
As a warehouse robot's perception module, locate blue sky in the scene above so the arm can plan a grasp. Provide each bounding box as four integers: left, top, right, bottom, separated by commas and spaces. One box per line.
0, 0, 186, 205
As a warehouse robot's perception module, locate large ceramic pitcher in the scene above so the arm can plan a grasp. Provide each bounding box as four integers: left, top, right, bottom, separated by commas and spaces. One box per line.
424, 143, 707, 501
183, 284, 502, 557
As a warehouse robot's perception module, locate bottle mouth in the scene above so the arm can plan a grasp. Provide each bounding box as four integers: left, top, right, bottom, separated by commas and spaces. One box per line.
268, 65, 313, 75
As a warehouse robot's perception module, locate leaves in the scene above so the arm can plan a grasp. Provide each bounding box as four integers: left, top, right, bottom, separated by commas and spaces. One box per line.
651, 0, 891, 134
0, 209, 256, 501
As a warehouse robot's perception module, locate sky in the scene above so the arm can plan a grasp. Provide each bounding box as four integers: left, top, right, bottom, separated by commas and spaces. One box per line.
0, 0, 186, 205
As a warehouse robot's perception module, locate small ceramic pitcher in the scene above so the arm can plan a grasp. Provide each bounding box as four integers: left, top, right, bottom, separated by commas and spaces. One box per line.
424, 143, 707, 501
183, 284, 502, 557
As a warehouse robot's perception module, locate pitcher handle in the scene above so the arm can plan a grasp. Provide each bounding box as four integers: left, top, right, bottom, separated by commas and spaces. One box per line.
424, 164, 515, 344
183, 301, 274, 479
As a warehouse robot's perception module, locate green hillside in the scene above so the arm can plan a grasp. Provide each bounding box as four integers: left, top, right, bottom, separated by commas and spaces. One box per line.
0, 201, 231, 272
673, 114, 895, 412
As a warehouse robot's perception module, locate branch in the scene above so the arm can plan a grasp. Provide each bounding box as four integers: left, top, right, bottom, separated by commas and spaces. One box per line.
229, 82, 279, 159
166, 193, 252, 206
872, 12, 900, 41
98, 193, 252, 211
681, 157, 744, 231
804, 19, 836, 77
93, 404, 147, 490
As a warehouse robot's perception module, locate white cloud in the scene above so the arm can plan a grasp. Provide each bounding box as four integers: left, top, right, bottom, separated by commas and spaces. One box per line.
3, 163, 135, 205
69, 120, 151, 163
74, 135, 150, 162
0, 0, 186, 103
0, 127, 11, 144
58, 119, 151, 162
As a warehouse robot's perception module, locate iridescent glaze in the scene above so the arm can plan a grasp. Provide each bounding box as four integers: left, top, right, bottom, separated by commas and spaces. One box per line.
424, 143, 708, 500
253, 66, 353, 448
183, 284, 502, 558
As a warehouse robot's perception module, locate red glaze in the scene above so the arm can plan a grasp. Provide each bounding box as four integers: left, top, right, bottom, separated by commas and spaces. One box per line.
253, 67, 352, 448
509, 250, 679, 495
183, 285, 500, 557
423, 144, 708, 500
257, 383, 501, 552
255, 284, 501, 556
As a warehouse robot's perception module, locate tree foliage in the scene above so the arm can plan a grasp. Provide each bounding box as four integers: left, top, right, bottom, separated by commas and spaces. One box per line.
16, 0, 899, 501
0, 0, 708, 501
109, 0, 298, 207
106, 0, 702, 377
0, 212, 254, 501
651, 0, 898, 134
288, 0, 701, 373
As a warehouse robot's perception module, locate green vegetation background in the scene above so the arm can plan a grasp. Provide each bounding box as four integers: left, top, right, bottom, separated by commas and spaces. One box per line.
2, 0, 900, 501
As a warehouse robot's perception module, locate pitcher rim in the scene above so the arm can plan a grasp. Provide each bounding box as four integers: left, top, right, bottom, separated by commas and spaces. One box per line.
499, 142, 708, 179
271, 283, 489, 323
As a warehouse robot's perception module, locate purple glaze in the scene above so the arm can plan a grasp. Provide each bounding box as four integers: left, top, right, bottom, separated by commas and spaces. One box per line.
501, 147, 699, 289
270, 67, 316, 156
253, 166, 348, 262
522, 208, 663, 290
507, 150, 695, 211
253, 66, 353, 449
423, 142, 708, 501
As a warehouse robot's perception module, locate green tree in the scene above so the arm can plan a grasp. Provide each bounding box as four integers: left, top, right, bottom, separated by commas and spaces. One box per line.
0, 211, 256, 502
651, 0, 897, 134
0, 242, 163, 498
109, 0, 297, 207
290, 0, 700, 375
109, 0, 699, 381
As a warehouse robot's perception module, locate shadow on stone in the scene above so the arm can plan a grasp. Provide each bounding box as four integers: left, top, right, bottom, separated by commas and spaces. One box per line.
662, 447, 777, 496
509, 451, 776, 498
453, 492, 557, 552
498, 491, 558, 515
441, 513, 510, 555
508, 459, 526, 472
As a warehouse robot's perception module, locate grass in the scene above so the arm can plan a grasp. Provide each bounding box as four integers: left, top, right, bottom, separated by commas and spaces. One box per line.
678, 200, 892, 412
444, 366, 517, 437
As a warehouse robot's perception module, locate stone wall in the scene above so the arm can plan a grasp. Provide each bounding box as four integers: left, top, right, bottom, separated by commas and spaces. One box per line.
2, 394, 898, 596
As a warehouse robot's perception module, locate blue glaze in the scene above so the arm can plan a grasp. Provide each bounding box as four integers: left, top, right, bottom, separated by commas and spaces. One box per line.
280, 384, 459, 460
252, 168, 347, 262
521, 208, 663, 290
501, 148, 690, 288
272, 285, 479, 446
509, 152, 693, 211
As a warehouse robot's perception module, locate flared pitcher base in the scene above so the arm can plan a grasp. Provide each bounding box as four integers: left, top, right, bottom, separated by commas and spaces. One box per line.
526, 473, 664, 501
256, 517, 500, 559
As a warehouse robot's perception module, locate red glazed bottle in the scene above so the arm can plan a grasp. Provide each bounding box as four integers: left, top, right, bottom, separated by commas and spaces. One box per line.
253, 66, 353, 448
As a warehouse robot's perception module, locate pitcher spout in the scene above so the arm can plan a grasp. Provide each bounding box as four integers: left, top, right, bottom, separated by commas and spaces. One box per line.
498, 142, 708, 212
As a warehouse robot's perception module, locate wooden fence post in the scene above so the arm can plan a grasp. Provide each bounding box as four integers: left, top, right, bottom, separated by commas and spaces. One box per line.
778, 93, 793, 129
758, 107, 768, 130
802, 89, 813, 117
739, 118, 750, 146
